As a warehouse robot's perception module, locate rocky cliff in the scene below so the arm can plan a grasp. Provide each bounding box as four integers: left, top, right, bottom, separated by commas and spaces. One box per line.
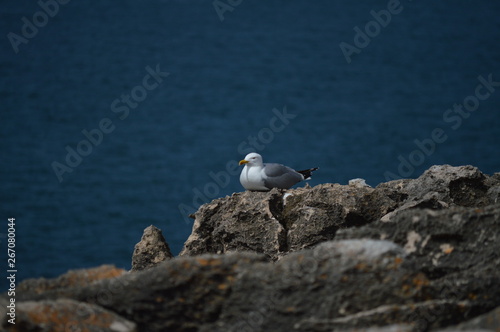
2, 165, 500, 332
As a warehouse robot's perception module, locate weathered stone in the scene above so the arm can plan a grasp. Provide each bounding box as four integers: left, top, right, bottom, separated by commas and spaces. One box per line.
336, 204, 500, 329
3, 165, 500, 332
131, 225, 173, 271
26, 252, 268, 332
437, 306, 500, 331
181, 165, 500, 260
180, 189, 286, 260
181, 184, 399, 259
281, 184, 398, 252
16, 265, 125, 295
2, 299, 136, 332
10, 240, 433, 332
210, 239, 428, 332
294, 300, 472, 332
348, 178, 371, 188
336, 205, 500, 280
379, 165, 500, 221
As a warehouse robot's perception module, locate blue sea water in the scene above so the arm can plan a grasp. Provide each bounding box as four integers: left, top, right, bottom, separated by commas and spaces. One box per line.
1, 0, 499, 285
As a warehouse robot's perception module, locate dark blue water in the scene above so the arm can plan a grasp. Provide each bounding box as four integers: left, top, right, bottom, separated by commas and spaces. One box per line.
1, 1, 499, 285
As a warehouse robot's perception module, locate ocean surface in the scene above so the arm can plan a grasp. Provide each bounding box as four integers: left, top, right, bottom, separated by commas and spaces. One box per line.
1, 0, 499, 285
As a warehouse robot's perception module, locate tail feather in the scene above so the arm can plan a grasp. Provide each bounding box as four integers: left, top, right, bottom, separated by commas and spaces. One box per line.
298, 167, 319, 180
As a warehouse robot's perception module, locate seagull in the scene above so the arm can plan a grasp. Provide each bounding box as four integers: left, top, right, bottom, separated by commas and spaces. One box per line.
239, 152, 318, 191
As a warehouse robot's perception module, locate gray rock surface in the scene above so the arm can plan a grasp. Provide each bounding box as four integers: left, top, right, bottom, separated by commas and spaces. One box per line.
3, 165, 500, 332
437, 306, 500, 331
182, 165, 500, 260
9, 240, 429, 331
181, 183, 399, 260
180, 188, 287, 259
131, 225, 173, 271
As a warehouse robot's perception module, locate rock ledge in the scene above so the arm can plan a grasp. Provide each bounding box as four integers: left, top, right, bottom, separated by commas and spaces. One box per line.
3, 165, 500, 332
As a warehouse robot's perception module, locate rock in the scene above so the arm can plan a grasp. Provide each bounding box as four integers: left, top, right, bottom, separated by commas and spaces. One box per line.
12, 238, 488, 331
181, 184, 398, 259
131, 225, 173, 271
8, 240, 435, 331
4, 165, 500, 331
295, 300, 472, 332
16, 265, 126, 295
336, 204, 500, 330
281, 184, 398, 252
15, 252, 268, 331
348, 178, 371, 188
378, 165, 500, 222
212, 239, 430, 332
181, 165, 500, 259
180, 189, 287, 260
437, 306, 500, 331
1, 299, 136, 332
336, 204, 500, 280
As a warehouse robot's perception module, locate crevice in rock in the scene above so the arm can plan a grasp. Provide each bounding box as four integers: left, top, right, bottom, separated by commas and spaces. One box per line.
344, 211, 370, 228
422, 266, 459, 280
412, 198, 447, 210
268, 191, 285, 222
317, 224, 339, 240
267, 190, 289, 253
430, 233, 464, 242
449, 178, 488, 207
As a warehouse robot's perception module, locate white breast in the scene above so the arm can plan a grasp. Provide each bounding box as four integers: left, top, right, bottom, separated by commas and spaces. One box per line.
239, 165, 269, 191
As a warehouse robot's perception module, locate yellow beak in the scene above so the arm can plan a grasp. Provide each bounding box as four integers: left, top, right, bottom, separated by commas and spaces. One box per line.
239, 159, 249, 165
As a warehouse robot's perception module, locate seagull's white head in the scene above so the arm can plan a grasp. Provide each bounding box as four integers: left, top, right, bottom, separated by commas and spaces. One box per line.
239, 152, 263, 167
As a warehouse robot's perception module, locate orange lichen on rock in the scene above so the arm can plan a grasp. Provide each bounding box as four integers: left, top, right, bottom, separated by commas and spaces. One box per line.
217, 283, 229, 290
196, 257, 223, 267
11, 299, 135, 332
17, 265, 126, 295
412, 273, 430, 288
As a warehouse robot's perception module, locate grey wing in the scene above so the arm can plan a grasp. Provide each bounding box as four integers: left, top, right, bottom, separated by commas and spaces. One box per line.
262, 163, 303, 189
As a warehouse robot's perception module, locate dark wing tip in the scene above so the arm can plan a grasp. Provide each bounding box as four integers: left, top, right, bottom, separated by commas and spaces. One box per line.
297, 167, 319, 180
